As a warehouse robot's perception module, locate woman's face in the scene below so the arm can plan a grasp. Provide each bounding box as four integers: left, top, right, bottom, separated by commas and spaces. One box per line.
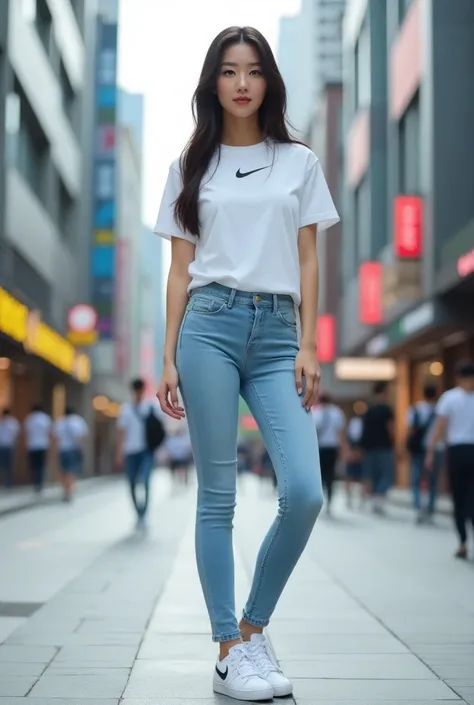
216, 42, 267, 120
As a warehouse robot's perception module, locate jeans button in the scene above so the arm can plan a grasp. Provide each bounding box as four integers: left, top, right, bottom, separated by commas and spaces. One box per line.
255, 295, 261, 302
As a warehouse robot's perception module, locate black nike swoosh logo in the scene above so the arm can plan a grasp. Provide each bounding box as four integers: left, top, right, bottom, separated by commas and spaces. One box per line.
215, 665, 228, 681
236, 166, 271, 179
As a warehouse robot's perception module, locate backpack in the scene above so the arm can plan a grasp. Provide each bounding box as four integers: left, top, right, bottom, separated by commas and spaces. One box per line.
134, 405, 166, 452
406, 407, 435, 455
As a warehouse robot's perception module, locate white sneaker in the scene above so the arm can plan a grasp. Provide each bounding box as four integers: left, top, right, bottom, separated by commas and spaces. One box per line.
245, 633, 293, 697
213, 643, 273, 701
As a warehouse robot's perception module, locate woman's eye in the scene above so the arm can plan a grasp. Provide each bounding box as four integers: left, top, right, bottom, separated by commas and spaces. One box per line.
250, 70, 263, 77
222, 70, 235, 76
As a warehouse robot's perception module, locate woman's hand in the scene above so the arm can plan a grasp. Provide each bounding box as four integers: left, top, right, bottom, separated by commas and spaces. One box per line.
156, 363, 185, 420
295, 345, 321, 411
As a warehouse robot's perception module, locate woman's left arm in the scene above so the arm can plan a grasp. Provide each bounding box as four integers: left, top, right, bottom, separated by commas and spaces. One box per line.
296, 224, 321, 411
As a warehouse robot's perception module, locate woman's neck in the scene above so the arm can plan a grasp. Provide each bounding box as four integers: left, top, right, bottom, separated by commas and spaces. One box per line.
221, 116, 263, 147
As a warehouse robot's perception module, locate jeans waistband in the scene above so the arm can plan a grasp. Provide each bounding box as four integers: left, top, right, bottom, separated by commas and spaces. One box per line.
190, 282, 294, 311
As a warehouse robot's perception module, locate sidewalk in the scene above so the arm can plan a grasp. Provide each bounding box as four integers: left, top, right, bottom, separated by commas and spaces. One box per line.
388, 486, 452, 516
0, 474, 472, 704
0, 476, 118, 518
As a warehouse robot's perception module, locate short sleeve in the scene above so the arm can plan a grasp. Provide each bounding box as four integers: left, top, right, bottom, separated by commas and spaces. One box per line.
299, 156, 340, 231
336, 408, 346, 430
117, 404, 129, 430
436, 392, 451, 418
153, 162, 196, 244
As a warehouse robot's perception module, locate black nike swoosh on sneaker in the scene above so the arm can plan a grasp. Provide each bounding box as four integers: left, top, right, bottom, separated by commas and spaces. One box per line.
236, 166, 271, 178
215, 665, 228, 680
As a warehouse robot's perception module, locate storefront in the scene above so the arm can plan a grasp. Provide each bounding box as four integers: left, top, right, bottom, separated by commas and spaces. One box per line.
0, 287, 91, 484
364, 295, 474, 487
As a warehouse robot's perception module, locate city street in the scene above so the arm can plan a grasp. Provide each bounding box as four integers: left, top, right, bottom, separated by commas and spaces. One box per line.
0, 472, 473, 705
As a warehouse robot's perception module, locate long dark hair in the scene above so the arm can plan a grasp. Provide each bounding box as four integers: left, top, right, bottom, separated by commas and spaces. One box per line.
174, 26, 298, 237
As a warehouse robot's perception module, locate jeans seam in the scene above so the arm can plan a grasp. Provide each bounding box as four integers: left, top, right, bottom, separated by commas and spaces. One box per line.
180, 383, 219, 639
244, 380, 288, 624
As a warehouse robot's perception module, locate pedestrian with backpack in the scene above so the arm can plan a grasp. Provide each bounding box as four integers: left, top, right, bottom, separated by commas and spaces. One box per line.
406, 384, 443, 524
116, 378, 166, 528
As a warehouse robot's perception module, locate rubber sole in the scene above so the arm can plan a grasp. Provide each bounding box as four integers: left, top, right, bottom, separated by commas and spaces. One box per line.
272, 681, 293, 697
213, 681, 274, 701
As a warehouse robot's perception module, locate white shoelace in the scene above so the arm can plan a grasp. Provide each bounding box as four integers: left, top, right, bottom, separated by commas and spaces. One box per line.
229, 645, 261, 682
248, 640, 282, 677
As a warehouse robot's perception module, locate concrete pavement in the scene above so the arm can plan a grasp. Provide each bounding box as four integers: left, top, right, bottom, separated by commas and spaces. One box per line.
0, 471, 472, 704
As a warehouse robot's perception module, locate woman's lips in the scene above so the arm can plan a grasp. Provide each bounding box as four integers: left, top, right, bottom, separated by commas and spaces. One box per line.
233, 98, 251, 105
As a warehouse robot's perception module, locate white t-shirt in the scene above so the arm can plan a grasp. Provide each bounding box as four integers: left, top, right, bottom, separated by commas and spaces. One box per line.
0, 416, 20, 448
436, 387, 474, 446
117, 400, 162, 455
154, 141, 339, 305
53, 415, 88, 452
312, 404, 346, 448
24, 412, 52, 451
347, 416, 363, 444
165, 433, 192, 461
406, 401, 443, 450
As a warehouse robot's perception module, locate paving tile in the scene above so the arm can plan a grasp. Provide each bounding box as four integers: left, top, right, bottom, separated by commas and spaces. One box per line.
0, 700, 119, 705
123, 674, 217, 699
29, 673, 128, 698
269, 617, 388, 635
452, 690, 474, 705
6, 632, 142, 647
54, 644, 138, 665
0, 662, 44, 676
121, 700, 230, 705
131, 660, 212, 678
45, 666, 131, 677
138, 634, 217, 660
270, 633, 409, 656
0, 675, 38, 697
0, 645, 56, 663
146, 615, 211, 634
278, 654, 436, 679
74, 619, 145, 635
291, 678, 460, 700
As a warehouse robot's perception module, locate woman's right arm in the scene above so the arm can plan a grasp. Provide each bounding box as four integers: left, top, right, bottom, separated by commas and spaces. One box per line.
157, 238, 195, 420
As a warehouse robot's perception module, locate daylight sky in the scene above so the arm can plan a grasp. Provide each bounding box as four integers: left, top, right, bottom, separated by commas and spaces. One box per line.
117, 0, 301, 232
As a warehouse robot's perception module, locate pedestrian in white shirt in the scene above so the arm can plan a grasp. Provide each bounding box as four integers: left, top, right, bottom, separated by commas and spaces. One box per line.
312, 393, 347, 514
116, 378, 165, 527
426, 361, 474, 559
24, 404, 52, 493
345, 409, 365, 508
406, 384, 444, 523
0, 409, 20, 488
53, 407, 88, 502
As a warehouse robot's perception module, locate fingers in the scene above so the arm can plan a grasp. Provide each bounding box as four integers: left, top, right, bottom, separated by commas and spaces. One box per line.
295, 364, 303, 396
302, 372, 316, 410
157, 385, 185, 420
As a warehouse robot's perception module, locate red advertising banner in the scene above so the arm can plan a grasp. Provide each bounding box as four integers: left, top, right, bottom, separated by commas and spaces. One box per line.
394, 195, 423, 258
359, 262, 383, 325
316, 314, 336, 363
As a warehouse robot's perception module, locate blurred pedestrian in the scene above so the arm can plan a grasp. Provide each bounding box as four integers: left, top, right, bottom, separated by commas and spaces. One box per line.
345, 406, 365, 508
426, 361, 474, 559
312, 393, 346, 514
406, 384, 443, 523
155, 26, 338, 702
165, 426, 193, 486
116, 378, 166, 528
360, 382, 395, 514
24, 404, 52, 493
0, 408, 20, 488
53, 406, 88, 502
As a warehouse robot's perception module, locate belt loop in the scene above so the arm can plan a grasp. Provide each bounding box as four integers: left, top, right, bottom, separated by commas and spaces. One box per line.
272, 294, 278, 314
227, 289, 237, 308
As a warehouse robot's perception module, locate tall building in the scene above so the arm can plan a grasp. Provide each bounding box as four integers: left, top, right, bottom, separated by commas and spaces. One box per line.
341, 0, 474, 482
278, 0, 346, 137
0, 0, 95, 483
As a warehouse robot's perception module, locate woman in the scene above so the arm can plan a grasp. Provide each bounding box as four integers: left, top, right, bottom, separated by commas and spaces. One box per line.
156, 26, 339, 702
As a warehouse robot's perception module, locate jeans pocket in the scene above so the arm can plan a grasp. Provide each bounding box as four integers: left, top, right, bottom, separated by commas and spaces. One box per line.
276, 307, 297, 328
189, 296, 227, 316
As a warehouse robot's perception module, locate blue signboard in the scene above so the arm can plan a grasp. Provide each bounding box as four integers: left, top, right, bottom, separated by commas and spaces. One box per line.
91, 17, 118, 340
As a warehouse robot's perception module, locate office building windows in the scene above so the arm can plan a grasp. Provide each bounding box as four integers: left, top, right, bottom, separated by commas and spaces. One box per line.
355, 176, 371, 263
399, 0, 414, 23
15, 82, 49, 205
399, 92, 420, 193
355, 19, 371, 111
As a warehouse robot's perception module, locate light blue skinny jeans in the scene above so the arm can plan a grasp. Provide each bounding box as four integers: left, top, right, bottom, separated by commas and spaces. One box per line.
176, 283, 323, 642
